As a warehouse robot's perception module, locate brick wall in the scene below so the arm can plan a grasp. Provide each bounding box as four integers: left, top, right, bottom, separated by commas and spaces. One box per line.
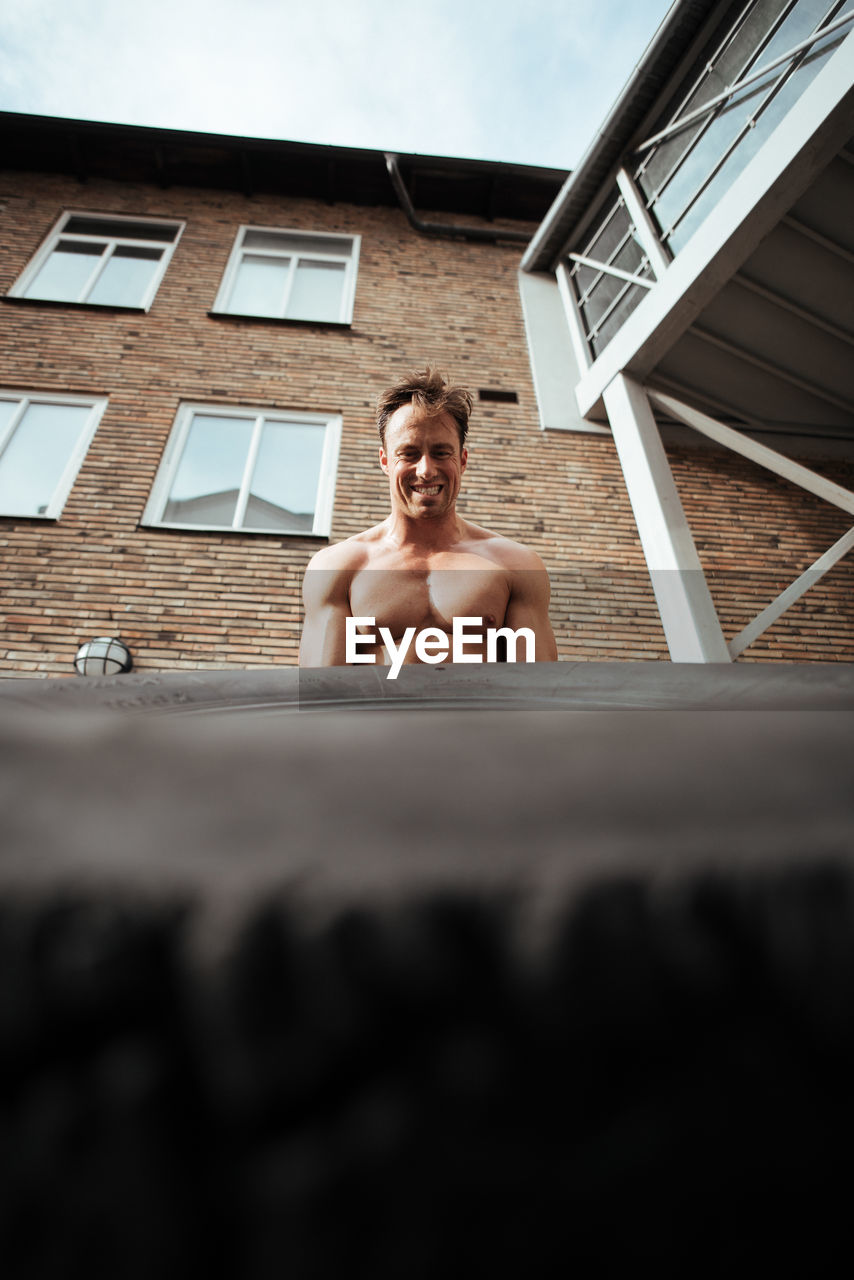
0, 170, 850, 675
667, 443, 854, 662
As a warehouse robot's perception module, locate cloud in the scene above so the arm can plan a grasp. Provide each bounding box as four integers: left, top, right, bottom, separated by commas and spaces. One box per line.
0, 0, 673, 166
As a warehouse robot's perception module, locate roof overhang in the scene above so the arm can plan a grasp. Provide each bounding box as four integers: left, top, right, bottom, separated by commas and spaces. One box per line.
0, 110, 567, 228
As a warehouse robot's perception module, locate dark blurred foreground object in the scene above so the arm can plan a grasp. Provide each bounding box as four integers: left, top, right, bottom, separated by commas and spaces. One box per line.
1, 664, 853, 1277
3, 877, 854, 1278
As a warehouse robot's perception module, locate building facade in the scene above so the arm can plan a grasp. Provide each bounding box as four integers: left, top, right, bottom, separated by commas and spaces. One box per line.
1, 0, 852, 677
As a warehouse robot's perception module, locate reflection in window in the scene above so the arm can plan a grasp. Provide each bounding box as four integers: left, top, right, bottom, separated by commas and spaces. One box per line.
12, 212, 183, 308
0, 393, 107, 518
566, 198, 654, 357
636, 0, 852, 251
288, 260, 347, 322
214, 226, 360, 324
248, 421, 327, 531
227, 255, 291, 318
146, 405, 341, 536
559, 0, 853, 364
87, 246, 165, 307
163, 415, 255, 527
24, 241, 104, 303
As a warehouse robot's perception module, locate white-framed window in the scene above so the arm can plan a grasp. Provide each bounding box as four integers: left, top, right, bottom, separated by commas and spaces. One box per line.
142, 403, 342, 536
0, 391, 107, 519
8, 212, 184, 310
212, 226, 360, 323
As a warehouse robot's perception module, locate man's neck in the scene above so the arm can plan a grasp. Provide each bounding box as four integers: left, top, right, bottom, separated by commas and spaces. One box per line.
384, 508, 466, 553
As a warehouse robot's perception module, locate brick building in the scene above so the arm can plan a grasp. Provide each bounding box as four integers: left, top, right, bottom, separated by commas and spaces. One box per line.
0, 124, 577, 676
1, 0, 852, 677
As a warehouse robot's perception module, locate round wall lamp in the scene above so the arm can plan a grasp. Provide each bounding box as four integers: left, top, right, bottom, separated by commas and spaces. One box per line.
74, 637, 134, 677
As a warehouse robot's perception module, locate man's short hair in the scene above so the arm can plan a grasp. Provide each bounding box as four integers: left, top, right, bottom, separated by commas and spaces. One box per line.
376, 368, 473, 451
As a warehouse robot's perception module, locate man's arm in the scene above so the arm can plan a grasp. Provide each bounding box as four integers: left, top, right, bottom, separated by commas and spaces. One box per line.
299, 549, 353, 667
504, 550, 558, 662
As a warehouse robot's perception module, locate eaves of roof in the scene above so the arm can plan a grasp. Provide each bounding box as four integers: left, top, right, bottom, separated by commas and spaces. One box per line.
0, 111, 568, 229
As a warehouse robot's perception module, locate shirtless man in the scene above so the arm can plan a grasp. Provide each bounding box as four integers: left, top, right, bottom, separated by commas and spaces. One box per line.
300, 368, 557, 669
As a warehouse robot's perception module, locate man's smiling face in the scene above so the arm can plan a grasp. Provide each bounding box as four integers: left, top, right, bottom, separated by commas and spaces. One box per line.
380, 401, 467, 520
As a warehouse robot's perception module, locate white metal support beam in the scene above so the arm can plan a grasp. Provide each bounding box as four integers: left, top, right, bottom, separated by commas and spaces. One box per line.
726, 524, 854, 659
575, 27, 854, 419
602, 373, 731, 663
568, 251, 655, 288
647, 387, 854, 658
615, 167, 671, 278
646, 390, 854, 515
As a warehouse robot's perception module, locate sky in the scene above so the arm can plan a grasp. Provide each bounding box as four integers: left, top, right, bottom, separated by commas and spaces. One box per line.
0, 0, 675, 170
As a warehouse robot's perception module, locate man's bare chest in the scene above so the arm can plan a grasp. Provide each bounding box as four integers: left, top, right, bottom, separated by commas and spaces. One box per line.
349, 558, 511, 639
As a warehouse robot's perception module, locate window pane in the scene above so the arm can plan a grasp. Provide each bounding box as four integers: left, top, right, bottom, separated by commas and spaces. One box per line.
583, 201, 632, 263
752, 23, 847, 131
575, 249, 650, 340
228, 255, 291, 316
570, 258, 599, 298
638, 122, 703, 205
611, 237, 648, 276
685, 0, 791, 112
651, 77, 771, 236
243, 230, 352, 257
245, 421, 325, 531
638, 0, 793, 198
667, 32, 842, 251
64, 216, 179, 242
163, 413, 255, 526
579, 272, 626, 335
24, 240, 103, 302
87, 245, 163, 306
0, 402, 90, 516
640, 0, 819, 204
0, 400, 19, 438
758, 0, 831, 68
718, 0, 793, 73
641, 0, 842, 236
286, 260, 346, 321
589, 283, 648, 356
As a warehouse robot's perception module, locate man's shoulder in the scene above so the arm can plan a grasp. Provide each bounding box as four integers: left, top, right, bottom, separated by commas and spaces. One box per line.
305, 524, 387, 573
461, 521, 549, 573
